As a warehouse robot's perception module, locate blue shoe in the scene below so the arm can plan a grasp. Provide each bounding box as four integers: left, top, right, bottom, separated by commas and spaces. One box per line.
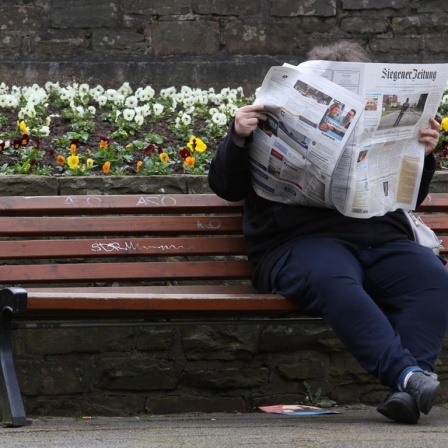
377, 391, 420, 424
404, 371, 440, 415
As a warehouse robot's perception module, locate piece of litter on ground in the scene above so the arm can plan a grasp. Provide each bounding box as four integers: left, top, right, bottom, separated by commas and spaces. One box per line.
258, 404, 341, 416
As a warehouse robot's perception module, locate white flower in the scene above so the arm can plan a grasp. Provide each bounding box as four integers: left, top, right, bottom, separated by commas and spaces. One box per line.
153, 103, 164, 116
136, 86, 155, 101
87, 105, 96, 115
0, 96, 6, 107
79, 83, 90, 96
114, 94, 126, 106
125, 95, 138, 108
97, 95, 108, 106
181, 113, 191, 125
160, 86, 176, 98
117, 82, 132, 96
134, 114, 144, 126
123, 108, 135, 121
106, 89, 118, 101
212, 112, 227, 126
227, 104, 238, 116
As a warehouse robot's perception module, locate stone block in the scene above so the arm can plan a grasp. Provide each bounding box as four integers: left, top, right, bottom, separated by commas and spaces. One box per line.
15, 327, 141, 355
341, 17, 389, 34
135, 327, 176, 351
17, 358, 85, 395
259, 322, 334, 353
0, 5, 44, 31
0, 175, 59, 196
96, 357, 178, 390
0, 34, 23, 57
183, 367, 269, 389
192, 0, 260, 16
414, 0, 448, 13
150, 21, 220, 56
50, 0, 120, 28
32, 30, 89, 57
277, 352, 330, 380
392, 15, 448, 34
122, 0, 190, 16
270, 0, 336, 17
25, 392, 147, 417
182, 325, 258, 361
369, 36, 422, 55
92, 30, 147, 54
225, 22, 299, 55
342, 0, 408, 10
58, 175, 189, 195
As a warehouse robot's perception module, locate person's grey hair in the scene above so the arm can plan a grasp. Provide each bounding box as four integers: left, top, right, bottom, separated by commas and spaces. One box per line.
307, 40, 371, 63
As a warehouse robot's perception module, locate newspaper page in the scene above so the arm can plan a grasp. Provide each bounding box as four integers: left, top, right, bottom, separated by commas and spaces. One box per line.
251, 61, 448, 218
250, 66, 365, 207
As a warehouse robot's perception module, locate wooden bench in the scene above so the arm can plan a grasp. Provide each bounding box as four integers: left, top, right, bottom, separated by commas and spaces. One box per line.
0, 192, 447, 427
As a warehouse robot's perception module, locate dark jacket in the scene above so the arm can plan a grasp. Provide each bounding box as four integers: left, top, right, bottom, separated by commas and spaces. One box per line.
208, 128, 437, 292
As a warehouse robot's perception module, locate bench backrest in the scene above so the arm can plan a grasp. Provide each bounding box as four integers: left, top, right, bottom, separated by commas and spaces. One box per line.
0, 194, 249, 287
0, 193, 446, 290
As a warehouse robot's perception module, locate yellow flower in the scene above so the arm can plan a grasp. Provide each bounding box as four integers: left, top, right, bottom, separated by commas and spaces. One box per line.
70, 143, 77, 156
86, 158, 94, 167
67, 155, 79, 169
102, 161, 111, 174
184, 156, 195, 168
17, 120, 29, 134
136, 160, 143, 173
159, 152, 169, 164
56, 155, 65, 166
441, 117, 448, 132
187, 136, 207, 153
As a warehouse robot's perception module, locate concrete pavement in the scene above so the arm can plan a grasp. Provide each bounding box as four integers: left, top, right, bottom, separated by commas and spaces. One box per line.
1, 405, 448, 447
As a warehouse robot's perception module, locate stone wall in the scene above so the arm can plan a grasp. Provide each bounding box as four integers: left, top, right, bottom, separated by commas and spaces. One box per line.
2, 174, 447, 417
0, 1, 447, 94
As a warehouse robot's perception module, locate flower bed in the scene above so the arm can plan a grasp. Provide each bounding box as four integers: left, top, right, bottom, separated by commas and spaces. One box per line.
0, 81, 447, 176
0, 83, 252, 176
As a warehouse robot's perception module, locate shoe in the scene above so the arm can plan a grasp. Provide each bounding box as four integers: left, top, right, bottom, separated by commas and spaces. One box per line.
404, 371, 440, 415
377, 391, 420, 424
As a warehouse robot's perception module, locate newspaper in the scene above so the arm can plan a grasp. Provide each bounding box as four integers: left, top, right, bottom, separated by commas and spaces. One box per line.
250, 61, 448, 218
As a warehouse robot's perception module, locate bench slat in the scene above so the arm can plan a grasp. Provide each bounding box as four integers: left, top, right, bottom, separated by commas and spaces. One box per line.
418, 193, 448, 212
0, 236, 247, 259
0, 194, 243, 216
0, 215, 243, 235
24, 292, 300, 312
0, 260, 253, 283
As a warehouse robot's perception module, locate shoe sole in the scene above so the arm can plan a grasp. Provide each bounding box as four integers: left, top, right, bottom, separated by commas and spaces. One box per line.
377, 395, 420, 424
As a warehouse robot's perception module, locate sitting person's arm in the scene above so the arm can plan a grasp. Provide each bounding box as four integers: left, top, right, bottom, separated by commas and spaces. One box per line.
208, 104, 266, 202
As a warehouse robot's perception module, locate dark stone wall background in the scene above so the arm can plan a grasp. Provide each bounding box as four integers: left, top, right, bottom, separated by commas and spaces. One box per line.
3, 174, 447, 417
0, 0, 447, 94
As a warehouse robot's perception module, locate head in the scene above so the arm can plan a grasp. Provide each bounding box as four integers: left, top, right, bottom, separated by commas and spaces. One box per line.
328, 103, 341, 117
307, 40, 371, 63
345, 109, 357, 120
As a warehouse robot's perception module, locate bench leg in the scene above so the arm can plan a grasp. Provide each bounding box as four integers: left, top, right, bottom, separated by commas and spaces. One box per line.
0, 307, 31, 427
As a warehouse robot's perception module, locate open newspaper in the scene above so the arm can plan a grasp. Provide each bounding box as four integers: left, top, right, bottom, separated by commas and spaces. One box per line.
251, 61, 448, 218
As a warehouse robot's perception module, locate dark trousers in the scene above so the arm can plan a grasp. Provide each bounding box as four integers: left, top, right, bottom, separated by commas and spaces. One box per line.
269, 237, 448, 389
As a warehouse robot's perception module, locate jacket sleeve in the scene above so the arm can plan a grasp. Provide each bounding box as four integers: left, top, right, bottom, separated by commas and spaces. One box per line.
208, 123, 253, 202
416, 153, 436, 206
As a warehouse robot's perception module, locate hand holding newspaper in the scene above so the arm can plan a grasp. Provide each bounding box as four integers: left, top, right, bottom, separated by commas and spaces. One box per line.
250, 61, 448, 218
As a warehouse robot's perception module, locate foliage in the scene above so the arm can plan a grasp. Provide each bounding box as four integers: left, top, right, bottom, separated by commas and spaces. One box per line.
302, 381, 337, 408
0, 82, 253, 176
